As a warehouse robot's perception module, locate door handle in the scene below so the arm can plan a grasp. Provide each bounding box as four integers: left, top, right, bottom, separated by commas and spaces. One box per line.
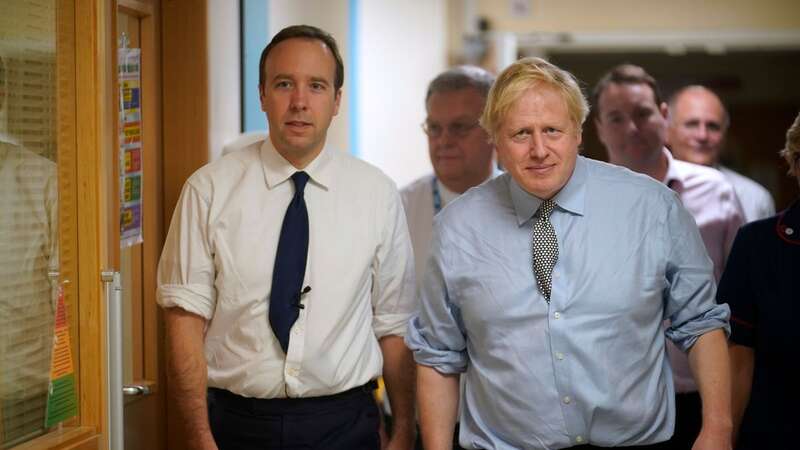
123, 384, 151, 396
102, 270, 124, 450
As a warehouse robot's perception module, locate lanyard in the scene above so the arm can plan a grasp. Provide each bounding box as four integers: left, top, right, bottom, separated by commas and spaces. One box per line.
432, 177, 443, 214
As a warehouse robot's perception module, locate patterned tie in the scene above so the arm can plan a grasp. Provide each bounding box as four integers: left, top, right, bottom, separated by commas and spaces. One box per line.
269, 172, 310, 353
532, 199, 559, 302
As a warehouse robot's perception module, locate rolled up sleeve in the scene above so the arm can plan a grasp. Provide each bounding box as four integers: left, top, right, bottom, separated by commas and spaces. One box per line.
371, 186, 416, 338
405, 222, 468, 374
663, 199, 731, 352
157, 181, 217, 320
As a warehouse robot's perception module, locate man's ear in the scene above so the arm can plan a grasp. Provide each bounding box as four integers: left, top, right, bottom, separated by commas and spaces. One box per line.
332, 88, 342, 116
659, 102, 669, 120
259, 84, 267, 112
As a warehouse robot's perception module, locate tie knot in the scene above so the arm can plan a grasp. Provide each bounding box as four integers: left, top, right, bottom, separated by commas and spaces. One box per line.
291, 171, 310, 194
537, 199, 557, 218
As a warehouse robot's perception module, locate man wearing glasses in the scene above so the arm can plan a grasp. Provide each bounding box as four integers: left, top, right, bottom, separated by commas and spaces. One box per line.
401, 66, 498, 289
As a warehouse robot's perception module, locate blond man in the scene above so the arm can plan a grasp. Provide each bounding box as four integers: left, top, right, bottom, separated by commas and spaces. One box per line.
406, 58, 732, 450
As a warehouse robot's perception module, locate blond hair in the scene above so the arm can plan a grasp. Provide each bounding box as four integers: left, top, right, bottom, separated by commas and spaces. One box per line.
480, 57, 588, 139
782, 110, 800, 178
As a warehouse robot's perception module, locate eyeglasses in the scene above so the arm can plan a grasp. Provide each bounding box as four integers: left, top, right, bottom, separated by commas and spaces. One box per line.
421, 120, 481, 139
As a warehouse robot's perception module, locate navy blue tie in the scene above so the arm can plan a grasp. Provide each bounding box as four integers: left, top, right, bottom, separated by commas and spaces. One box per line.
269, 171, 310, 353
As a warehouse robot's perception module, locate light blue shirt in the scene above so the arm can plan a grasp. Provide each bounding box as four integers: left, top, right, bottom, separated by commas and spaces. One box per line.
405, 156, 730, 450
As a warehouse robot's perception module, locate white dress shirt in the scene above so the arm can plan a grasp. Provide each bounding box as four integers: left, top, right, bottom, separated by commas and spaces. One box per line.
400, 175, 457, 288
400, 171, 500, 289
0, 141, 58, 399
719, 165, 775, 222
662, 149, 744, 393
157, 139, 416, 399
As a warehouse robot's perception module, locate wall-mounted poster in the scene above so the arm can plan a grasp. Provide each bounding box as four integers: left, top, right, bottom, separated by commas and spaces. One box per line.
45, 286, 78, 427
118, 46, 143, 247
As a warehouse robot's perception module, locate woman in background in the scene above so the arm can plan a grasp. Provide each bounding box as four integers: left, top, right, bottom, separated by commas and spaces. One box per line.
720, 110, 800, 449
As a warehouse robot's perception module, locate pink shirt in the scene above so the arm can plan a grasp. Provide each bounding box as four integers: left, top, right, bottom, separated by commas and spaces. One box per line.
662, 149, 744, 392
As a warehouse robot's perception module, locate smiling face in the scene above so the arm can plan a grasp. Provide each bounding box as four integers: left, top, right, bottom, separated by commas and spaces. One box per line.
260, 37, 341, 168
425, 88, 494, 193
495, 84, 582, 200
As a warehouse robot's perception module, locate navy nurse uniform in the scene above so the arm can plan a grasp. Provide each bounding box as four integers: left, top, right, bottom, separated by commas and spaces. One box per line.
717, 199, 800, 449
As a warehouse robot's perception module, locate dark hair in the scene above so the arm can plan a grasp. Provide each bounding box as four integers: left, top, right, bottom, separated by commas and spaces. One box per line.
592, 64, 663, 115
258, 25, 344, 92
425, 65, 495, 103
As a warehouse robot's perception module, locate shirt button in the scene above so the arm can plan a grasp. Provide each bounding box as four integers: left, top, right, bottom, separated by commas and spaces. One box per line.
575, 436, 584, 444
555, 352, 564, 360
292, 326, 302, 335
554, 311, 561, 319
287, 367, 298, 377
563, 396, 571, 404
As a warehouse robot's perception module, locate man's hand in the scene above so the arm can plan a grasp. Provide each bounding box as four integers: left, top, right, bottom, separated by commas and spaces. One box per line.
165, 307, 218, 450
688, 329, 733, 450
379, 335, 417, 450
692, 425, 732, 450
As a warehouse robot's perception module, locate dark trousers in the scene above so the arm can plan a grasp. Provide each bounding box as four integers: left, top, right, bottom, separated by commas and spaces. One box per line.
208, 383, 381, 450
662, 391, 702, 449
575, 443, 672, 449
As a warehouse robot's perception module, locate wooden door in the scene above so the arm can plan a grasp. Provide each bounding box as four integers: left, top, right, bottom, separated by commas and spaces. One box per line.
116, 1, 165, 449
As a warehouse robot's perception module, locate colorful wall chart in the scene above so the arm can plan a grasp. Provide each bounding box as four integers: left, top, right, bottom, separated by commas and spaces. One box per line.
119, 47, 144, 247
45, 286, 78, 427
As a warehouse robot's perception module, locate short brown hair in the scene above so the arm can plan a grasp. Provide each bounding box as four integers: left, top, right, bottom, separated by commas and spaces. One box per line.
593, 64, 663, 116
258, 25, 344, 91
782, 110, 800, 178
480, 57, 588, 139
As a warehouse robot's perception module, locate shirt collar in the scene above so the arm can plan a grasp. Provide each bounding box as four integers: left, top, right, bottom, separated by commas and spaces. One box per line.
260, 138, 334, 191
438, 167, 503, 205
436, 178, 459, 207
508, 155, 587, 226
661, 148, 684, 190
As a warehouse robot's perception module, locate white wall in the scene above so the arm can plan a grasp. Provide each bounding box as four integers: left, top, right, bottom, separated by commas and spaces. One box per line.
207, 0, 242, 161
267, 0, 448, 188
357, 1, 447, 187
269, 0, 352, 159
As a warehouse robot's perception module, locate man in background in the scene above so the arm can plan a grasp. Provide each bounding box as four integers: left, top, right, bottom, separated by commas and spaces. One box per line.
667, 85, 775, 222
401, 65, 498, 289
0, 51, 59, 445
594, 64, 744, 449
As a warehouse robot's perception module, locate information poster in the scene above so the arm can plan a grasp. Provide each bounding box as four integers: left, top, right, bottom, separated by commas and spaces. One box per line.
118, 47, 143, 247
44, 286, 78, 427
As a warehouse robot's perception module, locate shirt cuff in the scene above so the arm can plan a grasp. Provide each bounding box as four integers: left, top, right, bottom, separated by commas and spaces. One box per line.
404, 316, 467, 374
373, 312, 412, 339
666, 303, 731, 352
157, 283, 216, 320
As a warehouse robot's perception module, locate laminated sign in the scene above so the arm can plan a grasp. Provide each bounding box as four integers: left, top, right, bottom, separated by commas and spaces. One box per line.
45, 286, 78, 427
119, 47, 144, 247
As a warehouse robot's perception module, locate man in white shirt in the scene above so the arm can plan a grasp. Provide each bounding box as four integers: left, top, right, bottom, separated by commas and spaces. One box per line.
667, 85, 775, 222
1, 53, 59, 443
402, 66, 497, 287
157, 25, 416, 450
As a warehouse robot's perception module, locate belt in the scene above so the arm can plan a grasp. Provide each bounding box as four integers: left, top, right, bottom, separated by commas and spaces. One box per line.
208, 380, 378, 414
